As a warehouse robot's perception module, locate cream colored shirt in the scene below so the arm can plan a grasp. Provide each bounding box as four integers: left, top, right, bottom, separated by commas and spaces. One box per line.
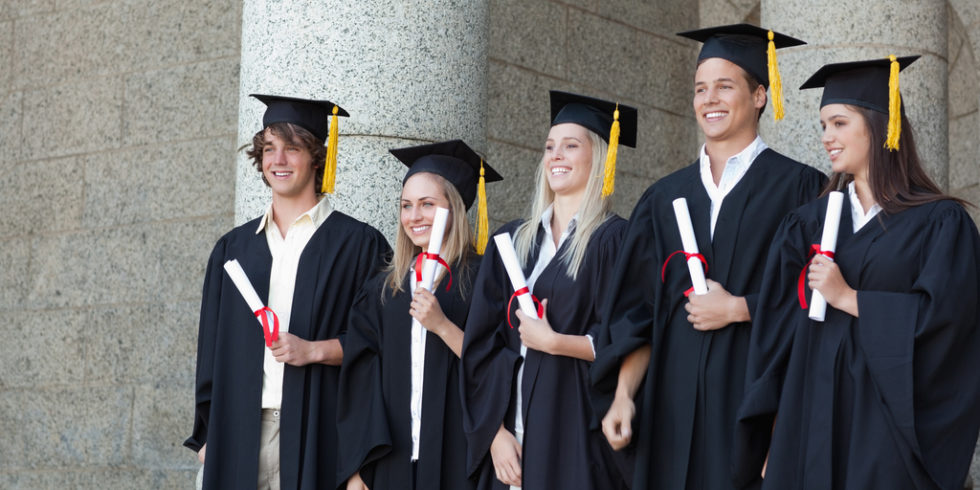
848, 181, 882, 233
256, 198, 333, 409
699, 136, 768, 239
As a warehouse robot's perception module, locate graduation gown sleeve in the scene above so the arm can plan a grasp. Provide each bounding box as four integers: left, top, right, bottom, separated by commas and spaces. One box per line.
184, 235, 230, 453
459, 221, 525, 478
590, 186, 663, 415
733, 209, 817, 486
854, 202, 980, 488
335, 276, 393, 487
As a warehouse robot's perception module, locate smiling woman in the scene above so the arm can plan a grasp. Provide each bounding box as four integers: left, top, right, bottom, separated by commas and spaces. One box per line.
460, 91, 636, 490
336, 140, 503, 490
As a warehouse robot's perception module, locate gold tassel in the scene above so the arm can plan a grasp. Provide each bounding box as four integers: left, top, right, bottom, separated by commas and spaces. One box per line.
322, 105, 340, 193
885, 55, 901, 151
475, 159, 489, 255
601, 105, 620, 198
767, 30, 785, 121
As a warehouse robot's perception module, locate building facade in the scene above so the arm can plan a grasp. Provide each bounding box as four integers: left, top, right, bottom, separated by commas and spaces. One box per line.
0, 0, 978, 487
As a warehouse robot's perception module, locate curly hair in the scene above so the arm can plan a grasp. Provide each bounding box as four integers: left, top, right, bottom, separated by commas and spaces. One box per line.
245, 122, 327, 192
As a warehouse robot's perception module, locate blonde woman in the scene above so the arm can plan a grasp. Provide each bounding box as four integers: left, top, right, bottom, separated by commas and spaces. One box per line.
337, 140, 501, 490
460, 92, 636, 490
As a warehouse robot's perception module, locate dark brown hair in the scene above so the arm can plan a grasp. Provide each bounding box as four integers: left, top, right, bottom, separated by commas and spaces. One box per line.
245, 122, 327, 192
821, 105, 966, 213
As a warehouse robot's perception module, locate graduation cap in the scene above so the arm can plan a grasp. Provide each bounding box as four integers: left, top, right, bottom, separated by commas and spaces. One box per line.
677, 24, 806, 120
549, 90, 638, 198
390, 140, 503, 254
800, 55, 919, 151
250, 94, 350, 194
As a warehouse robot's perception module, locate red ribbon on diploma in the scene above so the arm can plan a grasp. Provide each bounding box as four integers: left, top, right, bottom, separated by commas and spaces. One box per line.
254, 306, 280, 347
798, 244, 835, 309
507, 286, 544, 329
415, 252, 453, 291
661, 249, 709, 297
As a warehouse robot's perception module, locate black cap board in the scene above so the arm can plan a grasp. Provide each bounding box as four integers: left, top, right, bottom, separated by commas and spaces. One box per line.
549, 91, 638, 148
390, 140, 503, 210
250, 94, 349, 140
677, 23, 806, 88
799, 56, 919, 114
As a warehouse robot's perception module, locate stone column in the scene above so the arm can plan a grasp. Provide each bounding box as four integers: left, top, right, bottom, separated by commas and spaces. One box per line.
760, 0, 948, 188
235, 0, 489, 239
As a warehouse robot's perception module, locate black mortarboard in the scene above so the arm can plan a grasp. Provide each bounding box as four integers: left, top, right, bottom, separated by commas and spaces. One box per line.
250, 93, 350, 193
390, 140, 502, 210
799, 55, 919, 113
677, 24, 805, 88
549, 91, 638, 148
800, 55, 919, 150
250, 94, 349, 141
549, 91, 637, 198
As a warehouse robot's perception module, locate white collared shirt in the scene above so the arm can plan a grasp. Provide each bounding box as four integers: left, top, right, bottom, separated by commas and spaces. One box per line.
699, 136, 768, 238
257, 198, 333, 409
409, 268, 426, 461
848, 181, 882, 232
512, 205, 576, 490
409, 257, 451, 461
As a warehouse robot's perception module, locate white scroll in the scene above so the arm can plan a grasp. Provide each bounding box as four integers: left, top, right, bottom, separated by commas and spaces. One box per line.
672, 198, 708, 295
223, 259, 276, 337
413, 207, 450, 333
493, 232, 540, 319
809, 191, 844, 321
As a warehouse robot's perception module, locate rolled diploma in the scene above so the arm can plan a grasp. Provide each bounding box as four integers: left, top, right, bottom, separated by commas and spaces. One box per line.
223, 259, 275, 330
671, 198, 708, 295
413, 207, 450, 331
493, 233, 540, 318
809, 191, 844, 321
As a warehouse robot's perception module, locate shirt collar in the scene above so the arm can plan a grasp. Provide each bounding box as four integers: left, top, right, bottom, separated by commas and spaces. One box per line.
255, 197, 333, 235
698, 135, 768, 171
847, 181, 882, 218
539, 204, 578, 240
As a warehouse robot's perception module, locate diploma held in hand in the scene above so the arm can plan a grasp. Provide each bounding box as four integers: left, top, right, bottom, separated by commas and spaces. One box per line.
809, 191, 844, 321
223, 259, 279, 346
414, 207, 450, 332
672, 198, 708, 295
494, 233, 541, 320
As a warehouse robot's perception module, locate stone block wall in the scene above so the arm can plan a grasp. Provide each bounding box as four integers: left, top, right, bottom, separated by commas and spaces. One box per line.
0, 1, 241, 487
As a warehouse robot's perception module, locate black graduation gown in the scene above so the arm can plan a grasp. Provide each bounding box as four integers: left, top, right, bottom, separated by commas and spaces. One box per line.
591, 149, 826, 490
184, 211, 391, 490
461, 216, 629, 490
735, 196, 980, 490
336, 254, 492, 490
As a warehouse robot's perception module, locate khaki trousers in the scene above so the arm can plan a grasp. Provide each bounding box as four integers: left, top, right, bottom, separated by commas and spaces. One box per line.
258, 409, 281, 490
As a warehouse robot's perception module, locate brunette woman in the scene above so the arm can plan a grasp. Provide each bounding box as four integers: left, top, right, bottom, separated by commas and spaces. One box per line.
736, 56, 980, 489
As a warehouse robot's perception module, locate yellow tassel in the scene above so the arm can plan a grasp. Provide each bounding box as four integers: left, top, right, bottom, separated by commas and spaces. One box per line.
601, 105, 620, 198
475, 159, 489, 255
767, 30, 785, 121
885, 54, 901, 151
322, 105, 340, 193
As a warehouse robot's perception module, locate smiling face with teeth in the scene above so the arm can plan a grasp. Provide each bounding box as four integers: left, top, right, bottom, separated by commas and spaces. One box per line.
693, 57, 767, 150
820, 103, 871, 179
260, 129, 319, 200
400, 172, 451, 250
544, 123, 594, 198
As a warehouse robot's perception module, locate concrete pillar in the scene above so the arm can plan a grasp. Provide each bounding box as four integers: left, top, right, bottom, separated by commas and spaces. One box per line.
235, 0, 490, 239
760, 0, 948, 188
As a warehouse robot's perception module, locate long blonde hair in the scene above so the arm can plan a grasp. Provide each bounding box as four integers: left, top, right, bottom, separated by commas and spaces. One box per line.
385, 172, 475, 296
512, 127, 612, 280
